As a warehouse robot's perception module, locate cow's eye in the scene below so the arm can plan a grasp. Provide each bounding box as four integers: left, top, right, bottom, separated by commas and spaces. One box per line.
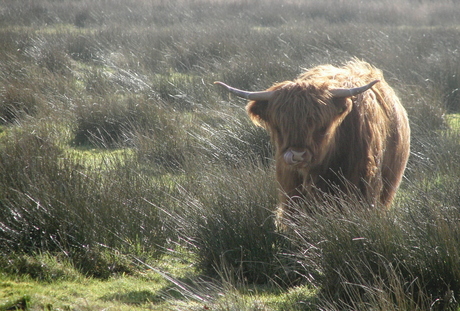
273, 125, 282, 136
316, 126, 328, 137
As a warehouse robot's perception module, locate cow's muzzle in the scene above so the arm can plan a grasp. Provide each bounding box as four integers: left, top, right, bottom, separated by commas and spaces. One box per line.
283, 149, 311, 165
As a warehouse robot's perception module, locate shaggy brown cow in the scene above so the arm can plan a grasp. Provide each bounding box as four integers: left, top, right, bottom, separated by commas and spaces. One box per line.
215, 60, 410, 218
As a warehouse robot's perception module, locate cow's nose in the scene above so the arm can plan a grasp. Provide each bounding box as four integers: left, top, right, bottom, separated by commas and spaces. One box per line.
284, 150, 306, 165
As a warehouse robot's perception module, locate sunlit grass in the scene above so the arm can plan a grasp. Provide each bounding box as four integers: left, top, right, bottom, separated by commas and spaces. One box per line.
447, 113, 460, 130
1, 273, 167, 310
64, 146, 135, 172
1, 250, 315, 311
0, 250, 202, 310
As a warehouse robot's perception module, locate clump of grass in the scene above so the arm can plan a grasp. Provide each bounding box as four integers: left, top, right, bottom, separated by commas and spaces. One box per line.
283, 174, 460, 310
131, 122, 196, 175
0, 122, 169, 278
72, 67, 204, 154
73, 96, 131, 147
72, 85, 154, 148
195, 110, 273, 167
66, 33, 102, 63
0, 252, 83, 282
0, 295, 31, 311
0, 80, 41, 124
25, 36, 73, 76
436, 57, 460, 113
168, 163, 292, 285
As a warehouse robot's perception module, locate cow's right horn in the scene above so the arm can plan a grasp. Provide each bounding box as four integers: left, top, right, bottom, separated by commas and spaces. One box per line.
214, 81, 275, 101
330, 80, 380, 98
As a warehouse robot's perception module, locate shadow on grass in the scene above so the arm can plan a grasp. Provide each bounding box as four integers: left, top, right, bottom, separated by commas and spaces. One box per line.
99, 289, 161, 305
0, 295, 31, 311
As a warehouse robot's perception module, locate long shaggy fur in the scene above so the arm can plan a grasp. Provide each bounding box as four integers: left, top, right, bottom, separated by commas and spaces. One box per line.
246, 60, 410, 218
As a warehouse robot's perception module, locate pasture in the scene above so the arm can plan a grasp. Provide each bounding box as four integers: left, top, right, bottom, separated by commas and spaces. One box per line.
1, 0, 460, 310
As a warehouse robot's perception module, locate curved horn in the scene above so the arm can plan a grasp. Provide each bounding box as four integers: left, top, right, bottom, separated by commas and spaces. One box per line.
329, 80, 380, 98
214, 81, 275, 101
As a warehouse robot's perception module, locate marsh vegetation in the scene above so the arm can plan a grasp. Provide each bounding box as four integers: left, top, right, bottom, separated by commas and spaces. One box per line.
1, 0, 460, 310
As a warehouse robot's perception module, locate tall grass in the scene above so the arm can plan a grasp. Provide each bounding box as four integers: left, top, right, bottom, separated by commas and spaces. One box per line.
167, 163, 281, 284
283, 173, 460, 310
0, 122, 169, 278
0, 0, 460, 309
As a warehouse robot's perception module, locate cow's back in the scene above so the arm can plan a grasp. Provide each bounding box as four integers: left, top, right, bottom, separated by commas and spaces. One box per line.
314, 61, 410, 207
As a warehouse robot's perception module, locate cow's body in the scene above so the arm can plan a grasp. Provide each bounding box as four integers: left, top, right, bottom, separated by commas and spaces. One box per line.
216, 60, 410, 219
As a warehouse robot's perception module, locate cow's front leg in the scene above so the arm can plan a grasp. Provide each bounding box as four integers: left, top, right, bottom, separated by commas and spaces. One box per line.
275, 163, 304, 228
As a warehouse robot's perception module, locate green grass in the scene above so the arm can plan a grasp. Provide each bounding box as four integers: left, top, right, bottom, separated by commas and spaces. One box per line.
1, 0, 460, 310
1, 269, 166, 310
447, 113, 460, 130
0, 250, 201, 310
0, 252, 316, 310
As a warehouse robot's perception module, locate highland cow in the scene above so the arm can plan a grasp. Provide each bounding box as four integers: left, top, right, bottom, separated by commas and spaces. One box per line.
215, 60, 410, 220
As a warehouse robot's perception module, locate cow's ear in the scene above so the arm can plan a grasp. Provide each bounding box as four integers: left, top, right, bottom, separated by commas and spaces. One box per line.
332, 97, 352, 115
246, 100, 269, 127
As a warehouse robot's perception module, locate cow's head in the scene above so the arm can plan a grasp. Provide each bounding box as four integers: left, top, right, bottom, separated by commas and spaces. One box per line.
214, 79, 378, 169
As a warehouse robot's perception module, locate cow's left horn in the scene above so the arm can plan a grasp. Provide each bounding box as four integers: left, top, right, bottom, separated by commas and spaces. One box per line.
330, 80, 380, 98
214, 81, 275, 101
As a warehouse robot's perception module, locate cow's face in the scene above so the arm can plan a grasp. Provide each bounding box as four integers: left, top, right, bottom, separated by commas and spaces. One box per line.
246, 81, 352, 169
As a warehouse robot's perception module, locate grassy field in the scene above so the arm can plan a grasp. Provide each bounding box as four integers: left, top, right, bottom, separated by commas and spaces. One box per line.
1, 0, 460, 310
